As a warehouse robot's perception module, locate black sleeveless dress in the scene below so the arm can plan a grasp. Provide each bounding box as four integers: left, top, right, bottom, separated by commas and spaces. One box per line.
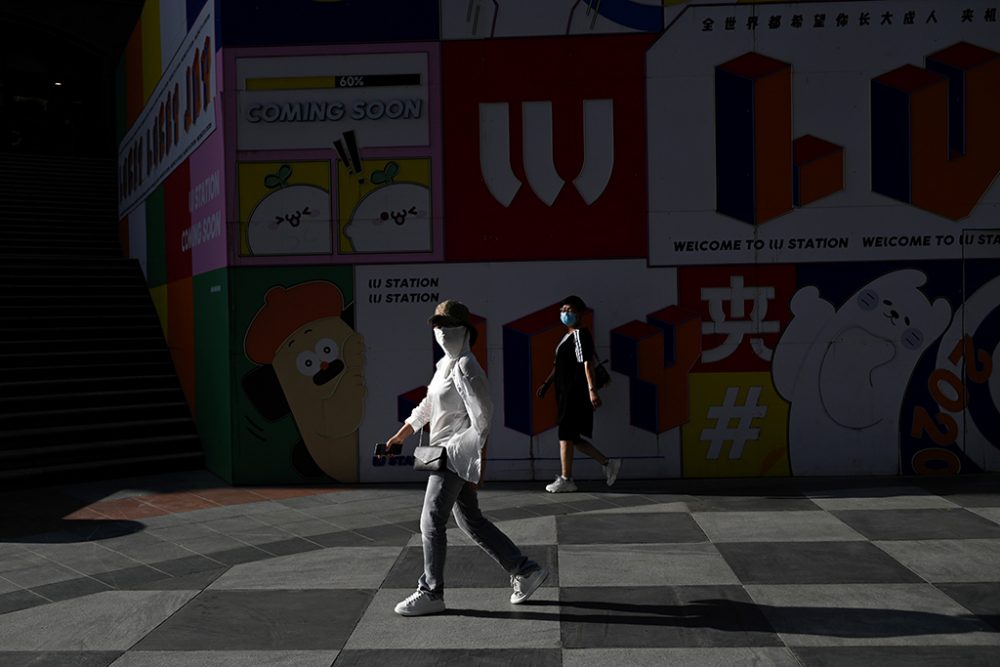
553, 328, 595, 441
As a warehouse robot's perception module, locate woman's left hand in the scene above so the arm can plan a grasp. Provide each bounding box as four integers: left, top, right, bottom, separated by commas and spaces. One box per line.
590, 388, 601, 409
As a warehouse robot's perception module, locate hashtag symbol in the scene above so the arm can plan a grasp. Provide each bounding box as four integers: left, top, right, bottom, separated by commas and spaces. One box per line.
701, 386, 767, 460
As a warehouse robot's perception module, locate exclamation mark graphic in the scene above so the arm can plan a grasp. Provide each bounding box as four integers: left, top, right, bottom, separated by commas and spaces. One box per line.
334, 130, 365, 183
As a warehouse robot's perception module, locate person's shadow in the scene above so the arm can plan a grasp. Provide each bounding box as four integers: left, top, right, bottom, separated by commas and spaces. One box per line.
447, 598, 996, 639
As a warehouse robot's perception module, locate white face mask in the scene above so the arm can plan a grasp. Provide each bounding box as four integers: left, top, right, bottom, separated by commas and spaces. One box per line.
434, 326, 467, 358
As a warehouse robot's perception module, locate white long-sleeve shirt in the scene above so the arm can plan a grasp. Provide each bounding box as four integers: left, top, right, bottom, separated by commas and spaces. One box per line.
405, 351, 492, 483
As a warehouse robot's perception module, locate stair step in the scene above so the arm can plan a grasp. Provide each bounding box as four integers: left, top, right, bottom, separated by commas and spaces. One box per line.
1, 416, 197, 449
0, 325, 163, 341
0, 374, 181, 398
0, 337, 164, 354
0, 387, 184, 412
0, 360, 176, 383
0, 348, 171, 369
0, 401, 192, 431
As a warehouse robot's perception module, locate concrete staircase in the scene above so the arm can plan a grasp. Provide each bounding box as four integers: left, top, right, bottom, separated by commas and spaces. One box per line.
0, 153, 204, 487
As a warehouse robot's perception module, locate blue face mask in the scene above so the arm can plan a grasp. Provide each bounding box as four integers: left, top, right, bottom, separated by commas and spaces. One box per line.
560, 311, 576, 326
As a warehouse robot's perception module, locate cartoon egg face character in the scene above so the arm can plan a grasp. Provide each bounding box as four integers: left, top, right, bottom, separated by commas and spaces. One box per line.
247, 165, 333, 255
244, 282, 366, 482
271, 316, 366, 442
344, 182, 432, 253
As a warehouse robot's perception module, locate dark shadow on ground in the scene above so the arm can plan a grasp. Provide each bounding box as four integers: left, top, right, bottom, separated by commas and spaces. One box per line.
450, 598, 993, 638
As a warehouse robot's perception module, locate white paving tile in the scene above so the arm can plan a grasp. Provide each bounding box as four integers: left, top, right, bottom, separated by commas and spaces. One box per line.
874, 539, 1000, 582
208, 547, 403, 590
345, 587, 561, 649
109, 650, 340, 666
0, 590, 198, 650
694, 511, 866, 542
404, 515, 557, 547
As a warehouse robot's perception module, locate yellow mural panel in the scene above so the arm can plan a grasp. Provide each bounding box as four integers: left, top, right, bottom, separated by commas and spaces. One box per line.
237, 161, 332, 256
682, 372, 790, 478
140, 0, 162, 104
337, 158, 432, 254
149, 284, 169, 338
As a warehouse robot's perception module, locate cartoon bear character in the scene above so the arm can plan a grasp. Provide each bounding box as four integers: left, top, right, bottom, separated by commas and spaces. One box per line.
772, 269, 951, 475
244, 281, 366, 482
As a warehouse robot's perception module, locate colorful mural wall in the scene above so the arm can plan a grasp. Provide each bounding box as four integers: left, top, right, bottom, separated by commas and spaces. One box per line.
119, 0, 1000, 484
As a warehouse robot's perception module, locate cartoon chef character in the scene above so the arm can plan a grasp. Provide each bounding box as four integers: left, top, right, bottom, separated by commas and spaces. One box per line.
244, 281, 366, 482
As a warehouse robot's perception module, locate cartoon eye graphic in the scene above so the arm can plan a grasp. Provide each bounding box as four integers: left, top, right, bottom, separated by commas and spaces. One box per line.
857, 288, 879, 311
296, 350, 321, 376
379, 212, 389, 222
901, 327, 924, 351
315, 338, 340, 363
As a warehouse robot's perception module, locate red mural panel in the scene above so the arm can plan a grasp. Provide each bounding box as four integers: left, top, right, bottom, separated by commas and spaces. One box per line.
677, 265, 797, 373
164, 159, 192, 283
442, 34, 654, 261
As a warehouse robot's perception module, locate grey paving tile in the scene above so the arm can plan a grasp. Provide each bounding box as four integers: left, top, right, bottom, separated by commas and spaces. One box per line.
717, 542, 924, 585
790, 646, 1000, 666
0, 576, 21, 595
805, 486, 958, 511
23, 544, 141, 576
97, 537, 193, 565
345, 587, 561, 649
2, 562, 85, 589
201, 546, 272, 567
0, 651, 122, 667
30, 576, 115, 601
92, 565, 172, 590
271, 518, 342, 538
308, 530, 376, 547
351, 524, 415, 545
559, 585, 780, 648
874, 539, 1000, 583
0, 550, 51, 573
969, 507, 1000, 526
832, 509, 1000, 540
136, 589, 372, 650
209, 547, 402, 590
0, 589, 48, 614
745, 583, 1000, 646
578, 501, 690, 515
335, 648, 560, 666
125, 568, 227, 592
0, 591, 197, 650
108, 650, 339, 666
151, 555, 226, 577
695, 512, 864, 543
404, 516, 557, 547
685, 495, 819, 512
936, 583, 1000, 632
164, 534, 251, 556
256, 538, 323, 557
563, 647, 800, 667
382, 545, 558, 589
557, 512, 707, 544
483, 507, 544, 522
559, 544, 739, 587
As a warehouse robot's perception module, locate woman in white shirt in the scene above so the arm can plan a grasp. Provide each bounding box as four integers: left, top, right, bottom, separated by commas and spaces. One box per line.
384, 300, 549, 617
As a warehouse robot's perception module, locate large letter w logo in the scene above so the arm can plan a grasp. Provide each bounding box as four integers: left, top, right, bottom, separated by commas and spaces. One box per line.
478, 100, 614, 207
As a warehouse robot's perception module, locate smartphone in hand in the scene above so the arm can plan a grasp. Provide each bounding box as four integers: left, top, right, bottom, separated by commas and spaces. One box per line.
373, 442, 402, 457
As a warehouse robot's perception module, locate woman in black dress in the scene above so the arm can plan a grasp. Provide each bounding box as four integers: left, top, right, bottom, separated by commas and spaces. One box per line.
537, 295, 621, 492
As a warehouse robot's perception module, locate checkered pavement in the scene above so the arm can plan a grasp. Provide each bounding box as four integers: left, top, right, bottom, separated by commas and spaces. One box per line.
1, 475, 999, 666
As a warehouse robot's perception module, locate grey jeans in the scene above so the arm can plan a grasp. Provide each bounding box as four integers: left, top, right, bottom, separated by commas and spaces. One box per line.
418, 467, 538, 597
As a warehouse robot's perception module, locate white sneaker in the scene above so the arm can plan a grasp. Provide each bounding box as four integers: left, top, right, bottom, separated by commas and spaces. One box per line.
604, 458, 621, 486
545, 476, 577, 493
510, 566, 549, 604
394, 590, 445, 616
